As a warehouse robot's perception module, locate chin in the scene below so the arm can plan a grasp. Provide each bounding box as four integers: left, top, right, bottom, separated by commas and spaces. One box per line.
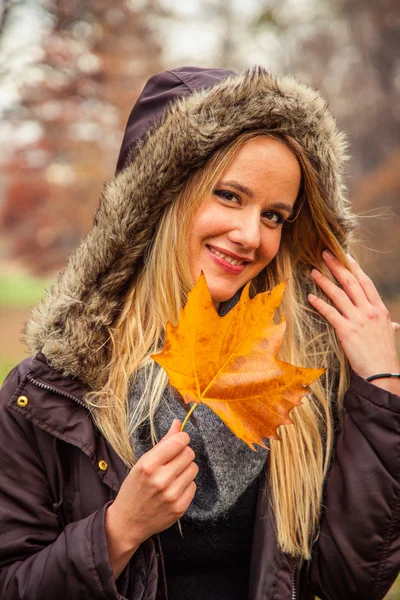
209, 286, 242, 309
197, 270, 247, 308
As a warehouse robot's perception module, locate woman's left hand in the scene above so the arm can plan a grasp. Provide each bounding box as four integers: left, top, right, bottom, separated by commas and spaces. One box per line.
308, 249, 400, 380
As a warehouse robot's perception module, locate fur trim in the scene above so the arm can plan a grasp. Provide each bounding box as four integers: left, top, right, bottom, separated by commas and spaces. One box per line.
24, 67, 356, 388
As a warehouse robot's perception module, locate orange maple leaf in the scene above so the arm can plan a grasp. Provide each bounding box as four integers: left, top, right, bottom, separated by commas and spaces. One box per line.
152, 272, 325, 450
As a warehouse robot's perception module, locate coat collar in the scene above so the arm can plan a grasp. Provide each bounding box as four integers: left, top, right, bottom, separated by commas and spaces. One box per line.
9, 353, 127, 492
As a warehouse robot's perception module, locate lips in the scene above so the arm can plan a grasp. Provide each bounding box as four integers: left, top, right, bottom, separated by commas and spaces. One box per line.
207, 245, 252, 264
209, 248, 244, 266
206, 245, 248, 274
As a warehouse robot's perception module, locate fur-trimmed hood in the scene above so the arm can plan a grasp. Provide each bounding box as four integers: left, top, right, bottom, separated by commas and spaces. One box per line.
24, 66, 357, 389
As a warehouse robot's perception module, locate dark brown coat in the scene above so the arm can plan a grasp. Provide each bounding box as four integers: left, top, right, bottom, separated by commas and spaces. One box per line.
0, 352, 399, 599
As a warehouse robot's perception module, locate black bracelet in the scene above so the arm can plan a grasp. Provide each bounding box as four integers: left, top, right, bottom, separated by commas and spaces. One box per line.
365, 373, 400, 382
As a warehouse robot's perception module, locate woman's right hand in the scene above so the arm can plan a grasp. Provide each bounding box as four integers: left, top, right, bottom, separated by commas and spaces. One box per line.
105, 419, 198, 579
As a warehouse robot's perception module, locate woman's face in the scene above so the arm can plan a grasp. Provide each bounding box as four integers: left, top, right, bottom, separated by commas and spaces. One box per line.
188, 136, 301, 310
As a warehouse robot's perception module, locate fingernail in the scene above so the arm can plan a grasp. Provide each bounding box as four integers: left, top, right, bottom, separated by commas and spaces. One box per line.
308, 293, 317, 300
346, 252, 356, 262
323, 249, 334, 259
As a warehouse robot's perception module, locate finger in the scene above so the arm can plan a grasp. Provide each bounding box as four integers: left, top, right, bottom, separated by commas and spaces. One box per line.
311, 269, 357, 318
148, 446, 196, 496
149, 430, 190, 466
173, 481, 197, 518
163, 445, 196, 482
322, 250, 369, 307
345, 253, 385, 307
308, 293, 347, 331
162, 419, 182, 440
167, 462, 199, 505
392, 322, 400, 333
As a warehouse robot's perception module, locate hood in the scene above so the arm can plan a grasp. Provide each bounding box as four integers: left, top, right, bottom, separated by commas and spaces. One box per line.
24, 66, 356, 389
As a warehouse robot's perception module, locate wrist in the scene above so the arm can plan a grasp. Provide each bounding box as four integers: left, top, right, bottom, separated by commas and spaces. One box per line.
105, 503, 143, 556
357, 362, 400, 382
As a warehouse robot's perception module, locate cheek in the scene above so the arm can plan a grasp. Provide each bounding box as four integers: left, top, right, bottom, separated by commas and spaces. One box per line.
260, 231, 282, 263
190, 207, 226, 244
188, 213, 212, 262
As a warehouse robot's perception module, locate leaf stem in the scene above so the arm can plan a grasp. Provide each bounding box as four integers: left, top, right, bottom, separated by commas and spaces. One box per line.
180, 403, 197, 431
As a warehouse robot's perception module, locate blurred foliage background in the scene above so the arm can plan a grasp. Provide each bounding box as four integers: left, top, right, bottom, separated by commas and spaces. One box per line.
0, 0, 399, 595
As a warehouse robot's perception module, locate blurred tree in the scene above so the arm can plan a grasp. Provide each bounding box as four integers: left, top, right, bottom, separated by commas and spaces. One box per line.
0, 0, 13, 33
0, 0, 164, 274
1, 0, 399, 294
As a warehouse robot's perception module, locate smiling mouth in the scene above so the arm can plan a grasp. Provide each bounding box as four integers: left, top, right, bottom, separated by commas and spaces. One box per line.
207, 245, 247, 266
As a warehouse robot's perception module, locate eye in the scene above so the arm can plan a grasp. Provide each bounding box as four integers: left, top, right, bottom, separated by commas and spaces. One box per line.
214, 189, 287, 227
262, 211, 286, 226
214, 189, 240, 203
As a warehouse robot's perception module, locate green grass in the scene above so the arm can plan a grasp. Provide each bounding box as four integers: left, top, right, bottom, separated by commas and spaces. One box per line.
385, 576, 400, 599
0, 274, 52, 308
0, 274, 52, 385
0, 361, 16, 385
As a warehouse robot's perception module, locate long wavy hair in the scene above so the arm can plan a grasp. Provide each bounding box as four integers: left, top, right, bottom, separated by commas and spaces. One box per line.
87, 130, 353, 559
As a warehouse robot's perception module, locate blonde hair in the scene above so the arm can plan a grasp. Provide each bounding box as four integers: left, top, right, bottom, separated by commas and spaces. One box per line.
87, 130, 353, 559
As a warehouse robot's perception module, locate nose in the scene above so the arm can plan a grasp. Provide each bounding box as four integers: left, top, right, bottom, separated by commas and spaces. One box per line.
228, 210, 261, 250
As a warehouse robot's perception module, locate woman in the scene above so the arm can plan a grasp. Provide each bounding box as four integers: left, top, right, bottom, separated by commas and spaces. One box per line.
0, 66, 399, 600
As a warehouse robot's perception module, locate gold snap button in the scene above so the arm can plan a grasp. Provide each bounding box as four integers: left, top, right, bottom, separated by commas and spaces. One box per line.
17, 396, 29, 408
98, 460, 108, 471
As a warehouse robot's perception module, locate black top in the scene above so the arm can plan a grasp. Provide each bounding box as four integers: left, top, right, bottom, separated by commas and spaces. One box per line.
158, 477, 260, 600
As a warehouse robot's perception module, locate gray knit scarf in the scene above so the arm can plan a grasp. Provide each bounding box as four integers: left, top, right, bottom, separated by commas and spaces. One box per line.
129, 291, 269, 521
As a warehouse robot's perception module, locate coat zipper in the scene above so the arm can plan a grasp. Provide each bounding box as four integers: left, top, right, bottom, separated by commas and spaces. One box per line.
291, 564, 297, 600
27, 376, 89, 410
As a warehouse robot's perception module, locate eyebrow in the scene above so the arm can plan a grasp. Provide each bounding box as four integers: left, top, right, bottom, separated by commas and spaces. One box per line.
220, 180, 294, 216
